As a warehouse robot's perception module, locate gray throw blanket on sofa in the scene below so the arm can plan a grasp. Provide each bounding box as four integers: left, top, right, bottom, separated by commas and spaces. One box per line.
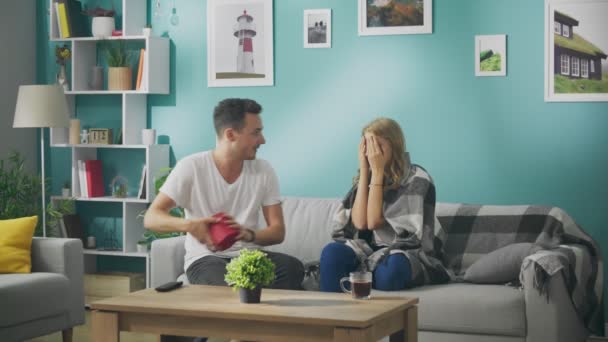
437, 203, 603, 335
331, 162, 451, 287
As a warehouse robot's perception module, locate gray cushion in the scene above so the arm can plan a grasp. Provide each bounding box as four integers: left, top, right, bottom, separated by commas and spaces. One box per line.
374, 283, 526, 336
0, 273, 69, 327
464, 243, 541, 284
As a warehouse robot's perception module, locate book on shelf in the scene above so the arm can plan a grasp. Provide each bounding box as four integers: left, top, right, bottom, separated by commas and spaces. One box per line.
66, 0, 88, 37
85, 160, 105, 197
137, 165, 147, 199
136, 48, 145, 90
57, 1, 71, 38
139, 49, 148, 91
62, 214, 84, 243
78, 160, 88, 198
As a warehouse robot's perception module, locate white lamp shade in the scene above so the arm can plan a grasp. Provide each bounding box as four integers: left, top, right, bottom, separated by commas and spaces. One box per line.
13, 85, 70, 128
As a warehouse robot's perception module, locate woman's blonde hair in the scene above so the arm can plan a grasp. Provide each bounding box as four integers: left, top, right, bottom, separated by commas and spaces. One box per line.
354, 117, 409, 191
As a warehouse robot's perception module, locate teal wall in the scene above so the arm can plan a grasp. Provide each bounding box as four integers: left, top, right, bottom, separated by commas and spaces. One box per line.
38, 0, 608, 313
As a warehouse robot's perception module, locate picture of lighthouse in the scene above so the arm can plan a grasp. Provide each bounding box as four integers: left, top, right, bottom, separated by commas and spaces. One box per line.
235, 10, 256, 74
207, 0, 274, 87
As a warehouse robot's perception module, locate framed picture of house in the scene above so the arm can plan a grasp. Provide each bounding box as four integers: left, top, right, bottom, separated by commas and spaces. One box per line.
475, 35, 507, 77
304, 9, 331, 48
358, 0, 432, 36
545, 0, 608, 102
207, 0, 274, 87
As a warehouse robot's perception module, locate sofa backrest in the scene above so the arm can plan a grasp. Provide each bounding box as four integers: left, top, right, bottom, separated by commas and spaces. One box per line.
264, 197, 342, 264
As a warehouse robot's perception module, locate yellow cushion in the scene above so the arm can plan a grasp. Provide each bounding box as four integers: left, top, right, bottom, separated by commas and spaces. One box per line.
0, 216, 38, 273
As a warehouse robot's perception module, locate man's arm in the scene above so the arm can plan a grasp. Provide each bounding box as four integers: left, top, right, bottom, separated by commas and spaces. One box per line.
144, 192, 217, 247
234, 203, 285, 246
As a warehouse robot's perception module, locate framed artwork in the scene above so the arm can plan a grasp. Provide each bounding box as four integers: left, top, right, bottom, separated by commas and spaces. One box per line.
358, 0, 432, 36
545, 0, 608, 102
207, 0, 274, 87
475, 35, 507, 77
304, 9, 332, 48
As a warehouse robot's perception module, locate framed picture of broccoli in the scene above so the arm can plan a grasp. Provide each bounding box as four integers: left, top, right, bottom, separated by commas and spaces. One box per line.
545, 0, 608, 102
358, 0, 432, 36
475, 35, 507, 77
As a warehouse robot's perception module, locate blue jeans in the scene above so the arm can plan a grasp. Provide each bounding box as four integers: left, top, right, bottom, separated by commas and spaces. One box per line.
320, 242, 413, 292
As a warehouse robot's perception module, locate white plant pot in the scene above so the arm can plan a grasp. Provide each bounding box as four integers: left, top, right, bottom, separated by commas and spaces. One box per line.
92, 17, 115, 37
62, 188, 71, 197
137, 244, 148, 253
142, 129, 157, 145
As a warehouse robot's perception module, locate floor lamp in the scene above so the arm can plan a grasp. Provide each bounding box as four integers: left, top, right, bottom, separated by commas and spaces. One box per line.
13, 85, 70, 237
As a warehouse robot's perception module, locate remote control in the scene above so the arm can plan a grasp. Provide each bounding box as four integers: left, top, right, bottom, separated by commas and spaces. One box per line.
155, 281, 183, 292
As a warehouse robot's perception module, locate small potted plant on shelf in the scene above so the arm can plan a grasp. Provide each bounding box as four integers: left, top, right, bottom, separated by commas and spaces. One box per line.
83, 5, 116, 37
55, 44, 71, 92
225, 249, 275, 303
136, 239, 149, 253
100, 40, 133, 90
62, 181, 71, 197
142, 24, 152, 37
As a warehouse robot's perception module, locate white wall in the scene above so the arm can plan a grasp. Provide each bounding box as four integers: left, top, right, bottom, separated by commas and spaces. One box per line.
0, 0, 37, 171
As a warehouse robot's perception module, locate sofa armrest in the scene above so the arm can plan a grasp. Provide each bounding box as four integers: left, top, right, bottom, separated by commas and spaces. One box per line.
151, 236, 186, 288
30, 237, 85, 326
522, 261, 588, 342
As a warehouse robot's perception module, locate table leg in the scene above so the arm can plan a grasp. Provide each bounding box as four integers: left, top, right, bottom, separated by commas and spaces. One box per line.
334, 327, 373, 342
91, 310, 119, 342
390, 306, 417, 342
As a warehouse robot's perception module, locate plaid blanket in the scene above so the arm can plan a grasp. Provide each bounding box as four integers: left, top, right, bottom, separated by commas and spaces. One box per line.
331, 162, 450, 287
437, 203, 603, 335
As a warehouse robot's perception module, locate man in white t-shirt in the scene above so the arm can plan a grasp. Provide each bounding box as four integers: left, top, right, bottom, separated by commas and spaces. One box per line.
144, 98, 304, 290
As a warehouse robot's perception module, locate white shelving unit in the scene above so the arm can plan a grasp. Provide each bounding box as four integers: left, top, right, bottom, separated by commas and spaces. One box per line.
48, 0, 170, 288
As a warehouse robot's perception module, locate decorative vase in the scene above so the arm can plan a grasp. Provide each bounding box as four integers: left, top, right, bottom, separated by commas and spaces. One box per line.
89, 66, 104, 90
239, 287, 262, 304
57, 65, 69, 92
92, 17, 115, 37
108, 67, 132, 90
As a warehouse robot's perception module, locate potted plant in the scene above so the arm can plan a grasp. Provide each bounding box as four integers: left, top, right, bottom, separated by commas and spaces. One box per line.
46, 199, 76, 238
0, 151, 43, 235
100, 40, 133, 90
225, 249, 275, 303
55, 44, 71, 91
136, 239, 149, 253
142, 24, 152, 37
83, 5, 116, 37
62, 181, 71, 197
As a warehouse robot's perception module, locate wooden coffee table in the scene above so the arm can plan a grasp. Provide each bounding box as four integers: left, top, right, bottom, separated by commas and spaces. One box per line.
90, 285, 418, 342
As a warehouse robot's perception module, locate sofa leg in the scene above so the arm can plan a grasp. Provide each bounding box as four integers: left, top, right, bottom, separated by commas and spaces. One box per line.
62, 328, 73, 342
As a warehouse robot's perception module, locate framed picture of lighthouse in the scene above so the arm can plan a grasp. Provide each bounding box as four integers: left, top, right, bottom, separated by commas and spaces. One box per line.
304, 9, 332, 48
207, 0, 274, 87
545, 0, 608, 102
358, 0, 433, 36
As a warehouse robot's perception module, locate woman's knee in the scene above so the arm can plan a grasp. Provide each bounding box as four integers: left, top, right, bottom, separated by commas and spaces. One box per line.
320, 242, 356, 265
373, 254, 412, 291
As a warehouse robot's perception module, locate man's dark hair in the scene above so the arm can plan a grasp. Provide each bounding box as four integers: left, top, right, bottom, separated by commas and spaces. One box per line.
213, 98, 262, 136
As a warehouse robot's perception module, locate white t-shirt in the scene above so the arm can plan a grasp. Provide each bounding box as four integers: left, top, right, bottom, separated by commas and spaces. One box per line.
159, 151, 281, 272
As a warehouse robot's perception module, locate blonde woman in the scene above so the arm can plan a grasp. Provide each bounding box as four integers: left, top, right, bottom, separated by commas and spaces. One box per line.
320, 118, 449, 292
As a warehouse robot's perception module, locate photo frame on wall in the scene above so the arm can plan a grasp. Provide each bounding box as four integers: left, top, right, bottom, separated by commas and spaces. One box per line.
207, 0, 274, 87
475, 35, 507, 77
358, 0, 432, 36
545, 0, 608, 102
304, 9, 332, 48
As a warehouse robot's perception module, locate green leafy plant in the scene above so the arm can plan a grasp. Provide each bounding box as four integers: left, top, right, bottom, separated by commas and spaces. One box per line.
100, 40, 132, 67
46, 199, 76, 237
225, 249, 276, 290
0, 151, 43, 235
63, 181, 71, 189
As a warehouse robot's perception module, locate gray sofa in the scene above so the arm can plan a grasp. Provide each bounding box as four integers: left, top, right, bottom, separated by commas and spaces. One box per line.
0, 238, 85, 342
151, 197, 593, 342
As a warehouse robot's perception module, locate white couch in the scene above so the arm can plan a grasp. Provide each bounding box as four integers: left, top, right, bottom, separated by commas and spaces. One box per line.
151, 197, 591, 342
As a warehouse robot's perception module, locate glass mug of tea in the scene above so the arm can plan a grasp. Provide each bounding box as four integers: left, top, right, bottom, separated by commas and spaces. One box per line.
340, 271, 372, 299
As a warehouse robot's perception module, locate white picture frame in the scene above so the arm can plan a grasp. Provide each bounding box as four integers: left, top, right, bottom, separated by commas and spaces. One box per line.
475, 34, 507, 77
358, 0, 432, 36
545, 0, 608, 102
304, 9, 332, 48
207, 0, 274, 87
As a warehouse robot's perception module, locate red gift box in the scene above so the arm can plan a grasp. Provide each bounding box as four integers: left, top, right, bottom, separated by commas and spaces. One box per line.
208, 213, 239, 251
